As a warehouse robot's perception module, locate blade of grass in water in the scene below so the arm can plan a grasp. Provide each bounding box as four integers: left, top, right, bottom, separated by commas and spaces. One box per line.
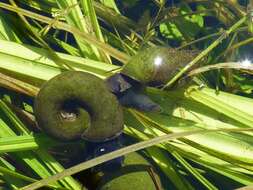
0, 2, 130, 63
0, 100, 82, 189
125, 125, 253, 185
0, 39, 119, 82
0, 134, 59, 153
135, 113, 219, 190
0, 160, 65, 190
186, 86, 253, 127
55, 0, 101, 60
20, 127, 253, 190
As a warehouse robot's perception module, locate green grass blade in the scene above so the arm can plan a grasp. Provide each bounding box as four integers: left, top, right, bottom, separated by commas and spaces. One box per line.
0, 134, 59, 153
186, 86, 253, 127
19, 127, 253, 190
0, 39, 118, 82
0, 100, 82, 189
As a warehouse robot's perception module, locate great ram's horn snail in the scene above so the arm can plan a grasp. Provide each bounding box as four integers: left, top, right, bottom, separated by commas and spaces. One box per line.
34, 71, 124, 142
106, 46, 197, 112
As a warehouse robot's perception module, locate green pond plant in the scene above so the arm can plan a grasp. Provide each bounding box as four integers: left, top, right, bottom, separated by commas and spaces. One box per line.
0, 1, 253, 190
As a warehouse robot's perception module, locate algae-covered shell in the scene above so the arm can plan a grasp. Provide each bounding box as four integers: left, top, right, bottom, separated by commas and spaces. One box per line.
97, 152, 163, 190
34, 71, 124, 142
121, 46, 196, 86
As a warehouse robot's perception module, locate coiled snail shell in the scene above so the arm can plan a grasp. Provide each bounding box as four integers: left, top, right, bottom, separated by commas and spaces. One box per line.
121, 46, 196, 86
34, 71, 124, 142
97, 152, 162, 190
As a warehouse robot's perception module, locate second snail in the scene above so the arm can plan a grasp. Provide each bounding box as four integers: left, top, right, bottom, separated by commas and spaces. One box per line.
34, 46, 196, 190
107, 46, 197, 112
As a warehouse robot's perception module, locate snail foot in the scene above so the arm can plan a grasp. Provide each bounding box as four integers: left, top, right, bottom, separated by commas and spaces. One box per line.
119, 89, 162, 112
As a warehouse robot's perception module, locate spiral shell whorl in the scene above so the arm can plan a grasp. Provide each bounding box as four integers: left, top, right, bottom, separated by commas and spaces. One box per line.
34, 71, 124, 142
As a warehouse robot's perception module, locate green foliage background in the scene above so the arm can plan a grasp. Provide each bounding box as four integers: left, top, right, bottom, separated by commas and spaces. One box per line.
0, 0, 253, 189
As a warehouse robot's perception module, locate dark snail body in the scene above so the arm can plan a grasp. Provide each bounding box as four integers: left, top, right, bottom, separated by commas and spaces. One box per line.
106, 74, 161, 112
85, 136, 124, 172
118, 88, 161, 112
34, 71, 123, 142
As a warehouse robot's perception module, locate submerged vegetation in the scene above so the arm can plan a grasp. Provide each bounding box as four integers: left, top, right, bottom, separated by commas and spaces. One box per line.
0, 0, 253, 189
